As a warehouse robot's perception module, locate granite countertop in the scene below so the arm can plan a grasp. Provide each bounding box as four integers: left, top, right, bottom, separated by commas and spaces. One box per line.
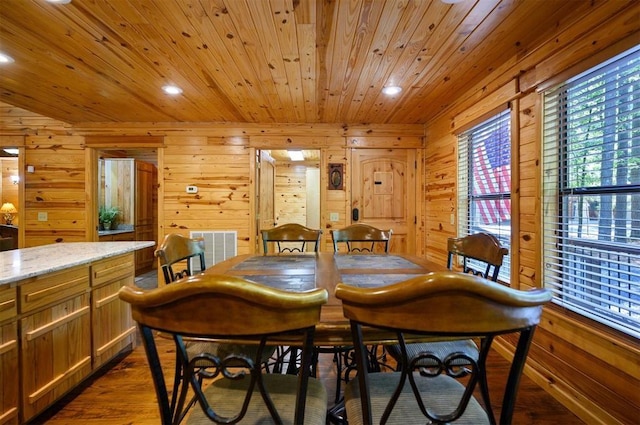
0, 241, 156, 286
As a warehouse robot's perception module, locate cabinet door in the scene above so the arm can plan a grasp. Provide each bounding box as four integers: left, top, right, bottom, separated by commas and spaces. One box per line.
91, 255, 137, 368
0, 320, 18, 425
20, 293, 91, 422
0, 285, 18, 424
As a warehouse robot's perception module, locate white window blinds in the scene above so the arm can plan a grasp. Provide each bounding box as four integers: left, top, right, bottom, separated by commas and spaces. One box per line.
542, 46, 640, 338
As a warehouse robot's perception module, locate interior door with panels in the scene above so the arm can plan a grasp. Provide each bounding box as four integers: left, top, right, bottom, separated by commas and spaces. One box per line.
351, 148, 416, 254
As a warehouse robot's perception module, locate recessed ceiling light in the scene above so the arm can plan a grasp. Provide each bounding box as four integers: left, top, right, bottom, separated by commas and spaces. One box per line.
288, 151, 305, 161
382, 86, 402, 95
0, 52, 15, 64
162, 85, 183, 95
441, 0, 465, 3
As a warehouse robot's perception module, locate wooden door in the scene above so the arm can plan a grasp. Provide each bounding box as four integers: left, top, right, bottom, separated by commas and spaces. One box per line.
135, 161, 156, 273
257, 151, 276, 252
351, 149, 416, 254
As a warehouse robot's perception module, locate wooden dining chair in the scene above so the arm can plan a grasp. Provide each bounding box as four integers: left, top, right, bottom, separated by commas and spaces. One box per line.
154, 234, 274, 415
261, 223, 322, 254
336, 272, 551, 425
155, 233, 206, 284
385, 232, 509, 423
119, 274, 328, 424
331, 224, 392, 253
326, 224, 393, 405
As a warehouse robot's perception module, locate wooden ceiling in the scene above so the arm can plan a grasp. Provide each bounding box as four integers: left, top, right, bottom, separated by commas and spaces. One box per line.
0, 0, 603, 125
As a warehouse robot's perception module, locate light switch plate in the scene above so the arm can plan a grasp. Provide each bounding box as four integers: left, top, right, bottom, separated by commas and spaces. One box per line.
186, 185, 198, 194
38, 212, 48, 221
330, 212, 339, 222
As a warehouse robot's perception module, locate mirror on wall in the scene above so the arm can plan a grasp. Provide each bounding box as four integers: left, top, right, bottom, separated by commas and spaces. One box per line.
0, 147, 19, 250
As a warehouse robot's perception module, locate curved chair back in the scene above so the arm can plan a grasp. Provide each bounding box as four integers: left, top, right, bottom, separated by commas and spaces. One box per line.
155, 234, 206, 284
261, 223, 322, 253
447, 232, 509, 281
336, 272, 551, 425
331, 224, 392, 253
119, 274, 328, 424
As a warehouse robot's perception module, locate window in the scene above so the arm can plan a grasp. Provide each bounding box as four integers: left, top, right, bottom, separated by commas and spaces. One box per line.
458, 110, 511, 282
542, 46, 640, 338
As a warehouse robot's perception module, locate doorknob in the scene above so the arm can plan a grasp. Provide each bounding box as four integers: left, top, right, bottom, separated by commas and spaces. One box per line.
352, 208, 359, 221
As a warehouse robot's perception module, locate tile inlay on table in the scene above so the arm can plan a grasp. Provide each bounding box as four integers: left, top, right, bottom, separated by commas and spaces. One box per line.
334, 255, 422, 270
231, 255, 316, 271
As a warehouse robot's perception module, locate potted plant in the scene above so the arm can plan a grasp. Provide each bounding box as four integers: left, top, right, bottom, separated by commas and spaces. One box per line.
99, 206, 120, 230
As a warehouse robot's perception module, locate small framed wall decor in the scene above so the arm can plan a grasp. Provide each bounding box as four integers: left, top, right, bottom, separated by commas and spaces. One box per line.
329, 163, 344, 190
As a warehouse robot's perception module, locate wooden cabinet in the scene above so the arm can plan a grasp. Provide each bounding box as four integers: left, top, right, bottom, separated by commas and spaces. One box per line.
0, 286, 18, 425
91, 254, 136, 368
98, 231, 134, 242
18, 266, 92, 422
135, 161, 156, 274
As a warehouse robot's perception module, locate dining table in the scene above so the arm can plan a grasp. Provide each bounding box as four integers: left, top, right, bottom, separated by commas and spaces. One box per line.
204, 251, 445, 346
203, 251, 446, 424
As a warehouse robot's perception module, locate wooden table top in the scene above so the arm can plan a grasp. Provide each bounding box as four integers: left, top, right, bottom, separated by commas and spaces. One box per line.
205, 252, 444, 345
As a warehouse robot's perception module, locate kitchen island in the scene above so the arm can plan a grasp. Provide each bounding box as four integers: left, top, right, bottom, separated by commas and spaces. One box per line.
0, 241, 155, 424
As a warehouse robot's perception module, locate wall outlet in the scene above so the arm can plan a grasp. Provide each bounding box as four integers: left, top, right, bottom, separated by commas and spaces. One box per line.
186, 185, 198, 194
38, 212, 48, 221
330, 212, 339, 222
450, 213, 455, 225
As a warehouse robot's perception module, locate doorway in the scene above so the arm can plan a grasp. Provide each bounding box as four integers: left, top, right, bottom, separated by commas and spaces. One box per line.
0, 147, 19, 250
96, 148, 158, 275
256, 149, 321, 250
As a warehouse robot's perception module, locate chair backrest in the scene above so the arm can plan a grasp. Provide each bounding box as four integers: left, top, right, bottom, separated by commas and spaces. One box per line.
154, 233, 206, 284
261, 223, 322, 253
119, 273, 328, 424
331, 224, 392, 253
447, 232, 509, 281
335, 271, 551, 424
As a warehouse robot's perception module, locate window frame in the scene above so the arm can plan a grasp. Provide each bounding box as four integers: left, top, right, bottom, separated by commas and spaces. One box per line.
541, 45, 640, 339
457, 109, 512, 283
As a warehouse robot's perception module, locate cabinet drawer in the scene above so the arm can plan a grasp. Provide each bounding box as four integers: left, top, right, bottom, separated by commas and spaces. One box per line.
0, 286, 16, 323
92, 254, 135, 287
19, 266, 89, 314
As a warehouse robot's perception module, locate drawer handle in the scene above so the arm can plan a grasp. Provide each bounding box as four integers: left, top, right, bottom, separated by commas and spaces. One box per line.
0, 407, 18, 423
25, 306, 90, 341
0, 299, 16, 312
28, 356, 92, 403
94, 262, 134, 280
96, 326, 136, 356
95, 292, 119, 308
25, 276, 87, 303
0, 338, 17, 355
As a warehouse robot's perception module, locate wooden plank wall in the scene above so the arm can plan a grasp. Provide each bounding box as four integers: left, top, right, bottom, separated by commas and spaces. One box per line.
423, 3, 640, 424
161, 136, 253, 253
23, 136, 87, 247
274, 161, 315, 226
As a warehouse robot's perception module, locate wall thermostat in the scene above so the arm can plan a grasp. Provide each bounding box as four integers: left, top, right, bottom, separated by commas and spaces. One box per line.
186, 185, 198, 194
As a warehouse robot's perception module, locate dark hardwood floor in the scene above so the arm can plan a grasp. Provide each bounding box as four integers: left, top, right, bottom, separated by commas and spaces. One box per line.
30, 270, 585, 424
31, 338, 585, 424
